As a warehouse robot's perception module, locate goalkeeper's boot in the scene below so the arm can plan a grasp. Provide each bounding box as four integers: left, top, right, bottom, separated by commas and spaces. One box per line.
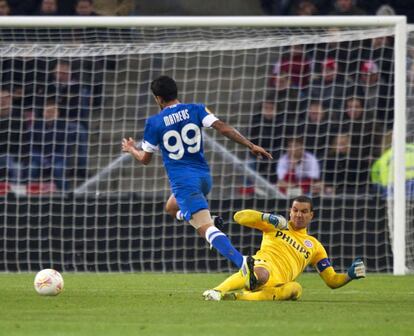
240, 256, 258, 291
212, 215, 224, 231
202, 289, 222, 301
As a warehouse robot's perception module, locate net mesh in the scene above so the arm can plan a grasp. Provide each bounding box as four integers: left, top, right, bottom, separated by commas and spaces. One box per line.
403, 27, 414, 273
0, 24, 410, 272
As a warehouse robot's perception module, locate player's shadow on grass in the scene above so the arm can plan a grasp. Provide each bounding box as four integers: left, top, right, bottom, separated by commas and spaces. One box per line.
302, 299, 405, 304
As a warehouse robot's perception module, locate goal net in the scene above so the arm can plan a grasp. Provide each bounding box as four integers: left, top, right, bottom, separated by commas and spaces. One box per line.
0, 17, 410, 274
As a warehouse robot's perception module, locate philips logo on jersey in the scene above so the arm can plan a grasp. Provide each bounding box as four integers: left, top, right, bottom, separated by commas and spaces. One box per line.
275, 231, 311, 259
163, 109, 190, 127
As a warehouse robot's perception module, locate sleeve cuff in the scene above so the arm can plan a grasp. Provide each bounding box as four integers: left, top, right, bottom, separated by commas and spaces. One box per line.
141, 140, 158, 153
202, 114, 219, 128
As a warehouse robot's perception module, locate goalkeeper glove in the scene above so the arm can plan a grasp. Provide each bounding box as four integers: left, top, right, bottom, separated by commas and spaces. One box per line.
347, 257, 366, 280
261, 213, 288, 230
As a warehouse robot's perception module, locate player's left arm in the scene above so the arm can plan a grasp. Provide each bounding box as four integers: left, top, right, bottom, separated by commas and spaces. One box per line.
122, 137, 153, 165
316, 257, 366, 289
312, 243, 365, 289
211, 120, 273, 159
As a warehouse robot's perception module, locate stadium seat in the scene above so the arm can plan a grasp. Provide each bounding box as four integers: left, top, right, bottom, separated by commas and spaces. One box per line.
0, 182, 10, 195
26, 182, 57, 195
238, 186, 255, 196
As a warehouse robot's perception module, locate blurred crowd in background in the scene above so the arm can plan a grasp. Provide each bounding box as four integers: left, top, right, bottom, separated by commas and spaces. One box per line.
0, 0, 412, 23
243, 37, 400, 198
1, 0, 414, 196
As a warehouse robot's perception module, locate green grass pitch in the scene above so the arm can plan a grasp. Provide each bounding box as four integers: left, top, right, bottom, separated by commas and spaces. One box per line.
1, 273, 413, 336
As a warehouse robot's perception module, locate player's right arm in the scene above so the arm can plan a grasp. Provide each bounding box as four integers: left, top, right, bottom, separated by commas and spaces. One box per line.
122, 117, 159, 165
211, 120, 273, 160
234, 209, 288, 232
122, 137, 153, 165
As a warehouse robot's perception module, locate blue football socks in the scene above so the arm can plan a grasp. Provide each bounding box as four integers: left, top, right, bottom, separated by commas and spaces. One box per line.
205, 226, 243, 268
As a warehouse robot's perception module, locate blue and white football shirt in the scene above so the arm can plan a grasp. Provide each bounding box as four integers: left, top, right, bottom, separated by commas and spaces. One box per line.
142, 103, 218, 219
142, 103, 218, 180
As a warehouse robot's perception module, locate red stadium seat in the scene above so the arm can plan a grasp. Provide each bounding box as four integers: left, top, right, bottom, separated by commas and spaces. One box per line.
238, 186, 255, 196
26, 182, 57, 195
0, 182, 10, 195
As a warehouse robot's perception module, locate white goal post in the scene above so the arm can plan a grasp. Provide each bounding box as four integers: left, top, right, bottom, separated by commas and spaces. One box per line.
0, 16, 408, 274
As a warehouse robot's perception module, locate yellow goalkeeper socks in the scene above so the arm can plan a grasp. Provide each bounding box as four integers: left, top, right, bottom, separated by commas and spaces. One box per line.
235, 288, 276, 301
234, 282, 302, 301
214, 272, 245, 293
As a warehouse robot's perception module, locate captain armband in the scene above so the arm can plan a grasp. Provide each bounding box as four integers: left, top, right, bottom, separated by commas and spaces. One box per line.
316, 258, 332, 273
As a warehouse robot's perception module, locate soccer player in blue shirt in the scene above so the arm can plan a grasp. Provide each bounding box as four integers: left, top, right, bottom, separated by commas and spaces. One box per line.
122, 75, 273, 288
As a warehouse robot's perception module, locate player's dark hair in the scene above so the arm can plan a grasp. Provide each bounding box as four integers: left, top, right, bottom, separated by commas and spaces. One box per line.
151, 75, 178, 102
292, 195, 313, 212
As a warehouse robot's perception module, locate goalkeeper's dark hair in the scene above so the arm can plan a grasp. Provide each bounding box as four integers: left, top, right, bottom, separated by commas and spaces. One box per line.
151, 75, 178, 102
292, 195, 313, 212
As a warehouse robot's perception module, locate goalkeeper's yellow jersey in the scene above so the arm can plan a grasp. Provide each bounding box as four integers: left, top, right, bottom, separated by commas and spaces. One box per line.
234, 210, 329, 284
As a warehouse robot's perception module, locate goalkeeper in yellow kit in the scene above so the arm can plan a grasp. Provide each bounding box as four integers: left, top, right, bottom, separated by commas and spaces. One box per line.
203, 195, 366, 301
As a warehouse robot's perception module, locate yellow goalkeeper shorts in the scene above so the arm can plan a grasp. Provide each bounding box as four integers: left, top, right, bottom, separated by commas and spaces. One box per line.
253, 257, 285, 288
